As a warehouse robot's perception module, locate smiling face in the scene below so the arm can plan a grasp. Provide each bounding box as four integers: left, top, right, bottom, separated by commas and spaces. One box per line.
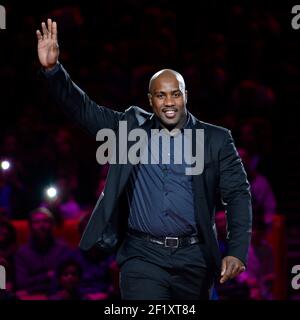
148, 70, 187, 130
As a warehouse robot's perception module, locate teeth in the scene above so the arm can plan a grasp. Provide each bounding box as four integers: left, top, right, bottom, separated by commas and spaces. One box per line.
165, 110, 176, 118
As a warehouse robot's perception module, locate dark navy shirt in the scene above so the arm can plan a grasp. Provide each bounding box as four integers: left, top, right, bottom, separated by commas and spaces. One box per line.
126, 114, 198, 237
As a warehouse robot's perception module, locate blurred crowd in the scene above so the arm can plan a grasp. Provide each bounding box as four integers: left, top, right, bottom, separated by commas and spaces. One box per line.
0, 0, 287, 299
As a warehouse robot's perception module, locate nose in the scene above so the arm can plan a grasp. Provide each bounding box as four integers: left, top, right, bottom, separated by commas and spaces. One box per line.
164, 95, 175, 106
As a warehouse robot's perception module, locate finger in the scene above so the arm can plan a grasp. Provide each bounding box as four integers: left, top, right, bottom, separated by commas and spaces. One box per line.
221, 259, 227, 276
230, 264, 241, 278
41, 22, 48, 39
229, 262, 244, 279
237, 265, 246, 275
220, 263, 235, 283
220, 271, 232, 283
36, 30, 43, 41
51, 21, 57, 41
220, 273, 229, 283
47, 18, 52, 36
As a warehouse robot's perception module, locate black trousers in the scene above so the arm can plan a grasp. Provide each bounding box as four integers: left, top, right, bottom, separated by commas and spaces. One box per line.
116, 233, 214, 300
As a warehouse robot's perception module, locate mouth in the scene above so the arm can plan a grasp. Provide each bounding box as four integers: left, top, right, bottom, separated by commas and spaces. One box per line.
162, 108, 177, 119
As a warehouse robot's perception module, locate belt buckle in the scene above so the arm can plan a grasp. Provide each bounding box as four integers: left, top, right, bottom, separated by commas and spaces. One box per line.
165, 237, 179, 248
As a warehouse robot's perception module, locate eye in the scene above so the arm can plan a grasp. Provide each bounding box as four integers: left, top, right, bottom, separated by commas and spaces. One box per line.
173, 92, 182, 98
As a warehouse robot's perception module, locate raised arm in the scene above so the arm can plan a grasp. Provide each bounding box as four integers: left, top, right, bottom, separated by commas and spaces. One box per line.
36, 18, 59, 71
36, 19, 123, 136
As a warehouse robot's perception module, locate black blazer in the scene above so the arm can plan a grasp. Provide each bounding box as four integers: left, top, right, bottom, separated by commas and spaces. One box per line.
42, 63, 252, 272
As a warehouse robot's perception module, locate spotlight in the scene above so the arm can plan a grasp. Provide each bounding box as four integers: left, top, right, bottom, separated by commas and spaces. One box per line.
1, 160, 10, 171
45, 186, 57, 199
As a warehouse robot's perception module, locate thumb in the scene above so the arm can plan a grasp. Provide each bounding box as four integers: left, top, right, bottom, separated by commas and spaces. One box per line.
221, 258, 227, 276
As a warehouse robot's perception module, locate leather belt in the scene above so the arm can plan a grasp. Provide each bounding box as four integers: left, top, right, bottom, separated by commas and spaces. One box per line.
127, 228, 202, 248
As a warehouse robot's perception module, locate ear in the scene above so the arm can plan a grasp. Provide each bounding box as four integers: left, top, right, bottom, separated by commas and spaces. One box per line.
148, 93, 153, 107
185, 90, 188, 104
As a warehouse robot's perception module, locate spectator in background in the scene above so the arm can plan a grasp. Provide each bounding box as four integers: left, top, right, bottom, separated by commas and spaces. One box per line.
0, 217, 17, 255
237, 217, 275, 300
43, 175, 81, 221
232, 80, 275, 118
70, 212, 116, 300
238, 118, 273, 176
0, 157, 30, 219
238, 147, 277, 226
56, 174, 81, 220
48, 258, 84, 300
0, 217, 17, 292
52, 128, 80, 181
14, 207, 72, 299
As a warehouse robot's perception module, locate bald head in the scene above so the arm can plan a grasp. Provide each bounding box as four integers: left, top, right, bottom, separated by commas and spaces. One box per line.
148, 69, 185, 93
147, 69, 188, 131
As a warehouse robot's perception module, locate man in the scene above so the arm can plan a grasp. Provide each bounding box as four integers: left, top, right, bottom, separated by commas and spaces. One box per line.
14, 207, 72, 298
36, 19, 252, 300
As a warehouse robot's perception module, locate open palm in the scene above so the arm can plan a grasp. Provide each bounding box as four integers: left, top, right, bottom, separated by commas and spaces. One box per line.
36, 18, 59, 69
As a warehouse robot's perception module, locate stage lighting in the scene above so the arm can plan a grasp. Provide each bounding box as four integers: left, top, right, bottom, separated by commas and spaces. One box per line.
45, 186, 57, 199
1, 160, 10, 171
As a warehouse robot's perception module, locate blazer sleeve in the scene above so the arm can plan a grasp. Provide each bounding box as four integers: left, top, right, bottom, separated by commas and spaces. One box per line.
39, 63, 124, 136
218, 130, 252, 266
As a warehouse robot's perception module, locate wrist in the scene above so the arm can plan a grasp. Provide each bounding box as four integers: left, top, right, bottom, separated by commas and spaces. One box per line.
42, 62, 60, 77
44, 63, 58, 72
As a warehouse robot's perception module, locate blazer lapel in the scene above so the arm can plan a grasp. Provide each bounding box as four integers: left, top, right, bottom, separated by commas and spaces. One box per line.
116, 112, 155, 195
